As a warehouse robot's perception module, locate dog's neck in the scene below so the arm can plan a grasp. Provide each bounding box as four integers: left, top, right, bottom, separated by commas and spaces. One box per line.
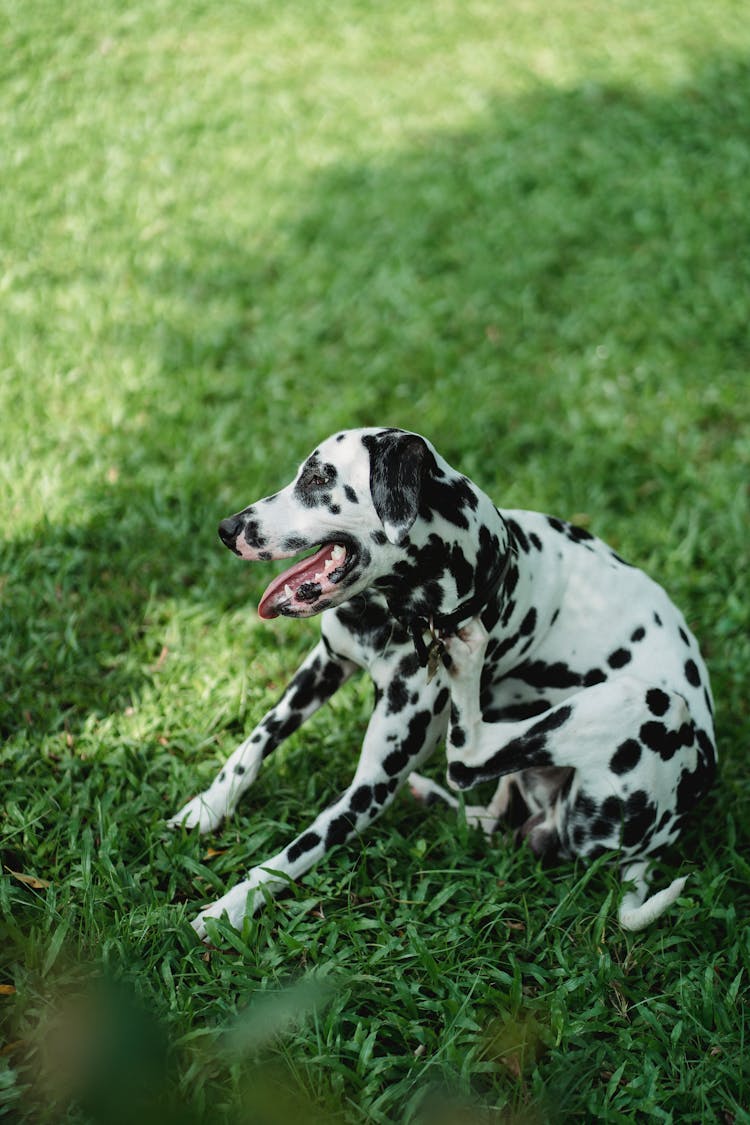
374, 479, 514, 641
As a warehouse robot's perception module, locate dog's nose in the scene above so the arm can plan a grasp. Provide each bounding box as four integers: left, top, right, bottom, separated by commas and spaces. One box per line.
218, 516, 243, 546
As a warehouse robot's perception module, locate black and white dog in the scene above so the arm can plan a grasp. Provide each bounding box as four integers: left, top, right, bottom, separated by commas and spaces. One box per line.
169, 428, 716, 936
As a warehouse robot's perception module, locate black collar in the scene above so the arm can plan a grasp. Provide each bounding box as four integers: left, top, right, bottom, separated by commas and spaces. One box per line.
402, 547, 514, 669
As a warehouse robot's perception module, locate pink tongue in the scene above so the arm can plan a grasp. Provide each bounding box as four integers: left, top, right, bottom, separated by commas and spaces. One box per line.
258, 544, 340, 620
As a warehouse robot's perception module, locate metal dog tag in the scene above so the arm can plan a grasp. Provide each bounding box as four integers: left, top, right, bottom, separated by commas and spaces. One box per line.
426, 636, 446, 683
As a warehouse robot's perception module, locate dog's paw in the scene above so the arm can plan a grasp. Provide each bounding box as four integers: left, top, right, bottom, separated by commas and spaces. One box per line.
408, 771, 450, 806
191, 882, 256, 941
442, 616, 489, 672
446, 760, 474, 792
190, 876, 271, 941
455, 617, 489, 654
167, 792, 226, 834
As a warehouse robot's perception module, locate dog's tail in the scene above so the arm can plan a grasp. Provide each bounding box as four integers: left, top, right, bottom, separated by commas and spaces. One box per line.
618, 860, 687, 931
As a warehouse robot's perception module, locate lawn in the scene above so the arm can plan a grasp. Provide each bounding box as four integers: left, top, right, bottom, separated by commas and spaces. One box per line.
1, 0, 749, 1120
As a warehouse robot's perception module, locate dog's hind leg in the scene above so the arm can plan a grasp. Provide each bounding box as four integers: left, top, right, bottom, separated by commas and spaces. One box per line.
168, 640, 356, 833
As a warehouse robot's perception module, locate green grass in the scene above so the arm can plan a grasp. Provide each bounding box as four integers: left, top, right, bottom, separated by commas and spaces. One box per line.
1, 0, 749, 1120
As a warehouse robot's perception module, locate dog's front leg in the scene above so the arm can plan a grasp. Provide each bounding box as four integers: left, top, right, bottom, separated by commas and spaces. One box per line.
190, 673, 449, 939
168, 640, 356, 833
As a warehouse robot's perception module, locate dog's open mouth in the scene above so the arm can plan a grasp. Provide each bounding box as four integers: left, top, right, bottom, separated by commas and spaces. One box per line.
258, 542, 355, 619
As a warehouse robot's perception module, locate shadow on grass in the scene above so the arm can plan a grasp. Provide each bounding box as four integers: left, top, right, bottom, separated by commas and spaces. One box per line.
2, 53, 748, 750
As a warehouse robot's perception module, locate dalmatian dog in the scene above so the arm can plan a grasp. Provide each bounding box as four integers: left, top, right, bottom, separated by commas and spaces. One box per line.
168, 427, 716, 937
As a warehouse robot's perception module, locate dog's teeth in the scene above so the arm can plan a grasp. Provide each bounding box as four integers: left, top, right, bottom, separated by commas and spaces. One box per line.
284, 584, 294, 600
331, 545, 345, 562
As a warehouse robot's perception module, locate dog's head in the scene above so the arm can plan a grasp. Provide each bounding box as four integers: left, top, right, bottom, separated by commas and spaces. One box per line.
219, 427, 505, 621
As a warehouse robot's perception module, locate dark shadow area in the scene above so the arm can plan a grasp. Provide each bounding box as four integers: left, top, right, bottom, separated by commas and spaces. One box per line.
2, 53, 749, 743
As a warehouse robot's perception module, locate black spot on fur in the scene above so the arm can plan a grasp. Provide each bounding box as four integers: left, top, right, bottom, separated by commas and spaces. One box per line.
350, 785, 373, 813
488, 627, 523, 665
639, 721, 668, 754
511, 660, 582, 690
529, 705, 573, 736
481, 597, 501, 633
397, 650, 422, 679
630, 626, 646, 642
574, 793, 597, 820
529, 533, 543, 551
434, 686, 450, 715
287, 831, 321, 863
383, 709, 432, 776
676, 742, 716, 812
519, 608, 537, 636
344, 485, 358, 504
282, 535, 309, 552
601, 795, 622, 821
419, 472, 478, 530
622, 790, 657, 847
326, 812, 357, 847
684, 659, 701, 687
453, 544, 478, 598
639, 719, 694, 761
696, 727, 717, 774
646, 688, 670, 716
336, 595, 402, 649
608, 648, 632, 669
679, 626, 690, 645
289, 668, 319, 710
387, 677, 409, 715
591, 814, 618, 839
507, 518, 529, 553
653, 612, 663, 627
486, 699, 552, 722
450, 725, 466, 748
371, 529, 388, 545
243, 520, 267, 549
383, 746, 410, 777
447, 761, 473, 788
583, 668, 607, 687
610, 739, 642, 775
261, 713, 303, 756
567, 524, 594, 542
234, 763, 246, 775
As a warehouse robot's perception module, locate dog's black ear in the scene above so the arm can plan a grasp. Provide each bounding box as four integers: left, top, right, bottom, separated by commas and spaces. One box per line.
365, 430, 432, 545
